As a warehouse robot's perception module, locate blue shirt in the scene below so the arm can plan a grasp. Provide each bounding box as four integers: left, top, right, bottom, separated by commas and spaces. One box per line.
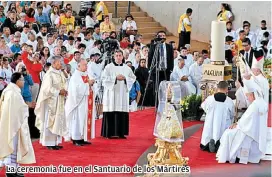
0, 16, 6, 23
93, 33, 102, 41
129, 81, 140, 100
35, 13, 50, 24
22, 75, 34, 102
10, 45, 21, 53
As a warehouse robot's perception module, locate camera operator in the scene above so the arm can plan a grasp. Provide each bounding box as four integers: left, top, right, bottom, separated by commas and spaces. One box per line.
100, 32, 120, 66
148, 31, 174, 82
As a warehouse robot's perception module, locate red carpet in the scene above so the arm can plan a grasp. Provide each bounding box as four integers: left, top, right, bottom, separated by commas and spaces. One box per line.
0, 109, 202, 177
0, 104, 270, 176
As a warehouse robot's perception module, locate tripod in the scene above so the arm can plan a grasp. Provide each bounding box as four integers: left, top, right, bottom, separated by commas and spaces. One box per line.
141, 41, 167, 112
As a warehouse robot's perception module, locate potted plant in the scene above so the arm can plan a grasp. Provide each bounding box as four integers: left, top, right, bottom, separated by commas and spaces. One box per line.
180, 94, 203, 121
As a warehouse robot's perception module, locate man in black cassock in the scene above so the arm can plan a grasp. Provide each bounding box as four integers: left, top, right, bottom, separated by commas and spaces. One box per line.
100, 50, 136, 139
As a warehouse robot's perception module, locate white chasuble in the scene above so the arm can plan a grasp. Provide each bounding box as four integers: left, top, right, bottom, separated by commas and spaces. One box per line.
35, 67, 68, 146
216, 98, 268, 164
101, 62, 136, 112
0, 83, 35, 165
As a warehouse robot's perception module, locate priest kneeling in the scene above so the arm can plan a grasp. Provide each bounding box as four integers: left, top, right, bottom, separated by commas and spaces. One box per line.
101, 50, 136, 139
200, 81, 235, 152
0, 73, 36, 177
216, 81, 268, 164
65, 59, 95, 146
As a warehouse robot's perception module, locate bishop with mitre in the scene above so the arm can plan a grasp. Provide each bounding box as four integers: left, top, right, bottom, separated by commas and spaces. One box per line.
101, 50, 136, 139
65, 59, 95, 146
216, 79, 268, 164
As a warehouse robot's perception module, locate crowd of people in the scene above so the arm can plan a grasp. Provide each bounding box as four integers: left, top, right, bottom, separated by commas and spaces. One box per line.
0, 1, 270, 177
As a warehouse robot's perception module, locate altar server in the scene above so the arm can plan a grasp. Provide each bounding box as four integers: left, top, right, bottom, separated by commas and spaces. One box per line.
0, 73, 36, 177
216, 82, 268, 164
101, 50, 136, 139
200, 81, 235, 152
171, 58, 196, 95
35, 56, 68, 150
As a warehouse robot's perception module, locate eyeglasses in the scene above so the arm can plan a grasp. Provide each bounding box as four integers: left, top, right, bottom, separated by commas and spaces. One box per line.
14, 41, 19, 43
242, 44, 249, 47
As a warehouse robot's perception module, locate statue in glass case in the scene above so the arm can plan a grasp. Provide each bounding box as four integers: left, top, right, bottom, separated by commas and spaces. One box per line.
148, 81, 189, 166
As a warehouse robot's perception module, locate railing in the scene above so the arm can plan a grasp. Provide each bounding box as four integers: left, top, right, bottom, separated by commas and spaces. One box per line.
113, 1, 132, 18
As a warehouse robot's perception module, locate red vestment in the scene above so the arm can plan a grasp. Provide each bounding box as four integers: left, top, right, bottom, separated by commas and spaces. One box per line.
81, 75, 94, 140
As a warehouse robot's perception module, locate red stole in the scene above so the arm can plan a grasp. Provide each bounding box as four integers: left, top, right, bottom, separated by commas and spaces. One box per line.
81, 75, 94, 140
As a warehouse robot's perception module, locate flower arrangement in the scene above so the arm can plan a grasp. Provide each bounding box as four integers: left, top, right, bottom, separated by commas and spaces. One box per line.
180, 94, 203, 120
263, 58, 272, 88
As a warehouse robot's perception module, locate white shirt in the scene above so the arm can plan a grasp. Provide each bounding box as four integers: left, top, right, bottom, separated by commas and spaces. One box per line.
226, 29, 236, 39
36, 32, 47, 43
1, 66, 14, 83
85, 16, 99, 28
88, 61, 103, 81
69, 58, 78, 74
246, 32, 257, 48
16, 20, 25, 28
50, 14, 59, 25
88, 46, 101, 56
122, 20, 137, 30
42, 5, 51, 15
203, 58, 211, 64
65, 43, 75, 54
74, 33, 85, 41
26, 40, 38, 52
44, 42, 55, 54
20, 32, 29, 44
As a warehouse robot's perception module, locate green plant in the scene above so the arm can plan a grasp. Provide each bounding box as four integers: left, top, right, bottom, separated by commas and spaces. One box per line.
180, 94, 202, 118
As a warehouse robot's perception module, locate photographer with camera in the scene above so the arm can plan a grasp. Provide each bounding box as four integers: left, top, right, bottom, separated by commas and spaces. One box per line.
100, 32, 120, 67
148, 31, 174, 82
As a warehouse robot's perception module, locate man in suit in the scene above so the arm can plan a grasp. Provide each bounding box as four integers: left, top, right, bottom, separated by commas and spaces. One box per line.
238, 38, 263, 86
148, 31, 174, 83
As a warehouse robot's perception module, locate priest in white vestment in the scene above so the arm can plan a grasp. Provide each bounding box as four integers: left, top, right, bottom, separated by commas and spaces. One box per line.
171, 58, 196, 95
35, 56, 68, 150
216, 82, 268, 164
101, 50, 136, 139
200, 81, 235, 153
65, 59, 95, 146
0, 73, 36, 177
189, 56, 204, 95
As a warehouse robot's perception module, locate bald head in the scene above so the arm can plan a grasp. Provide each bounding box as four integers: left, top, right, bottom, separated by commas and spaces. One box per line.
78, 59, 88, 72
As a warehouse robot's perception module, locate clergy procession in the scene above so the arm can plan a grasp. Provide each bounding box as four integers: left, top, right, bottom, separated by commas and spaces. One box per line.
0, 1, 271, 177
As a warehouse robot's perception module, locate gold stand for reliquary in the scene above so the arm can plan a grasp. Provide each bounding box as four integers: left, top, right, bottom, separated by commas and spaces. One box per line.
147, 138, 189, 166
